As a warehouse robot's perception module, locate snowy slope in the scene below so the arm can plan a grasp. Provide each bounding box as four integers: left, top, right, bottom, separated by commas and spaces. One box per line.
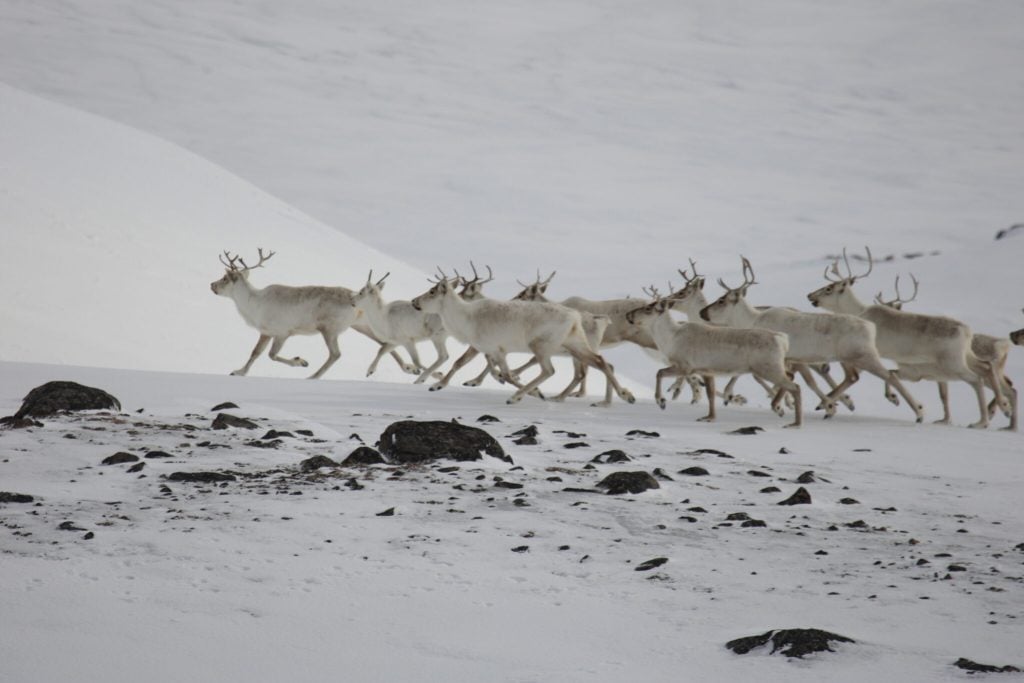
0, 84, 435, 381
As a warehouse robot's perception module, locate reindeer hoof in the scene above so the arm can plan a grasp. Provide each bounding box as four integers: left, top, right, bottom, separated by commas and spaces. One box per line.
696, 415, 714, 423
886, 394, 899, 406
657, 398, 667, 410
784, 422, 801, 429
968, 421, 989, 429
295, 358, 308, 367
622, 391, 636, 404
428, 384, 444, 392
506, 396, 523, 405
590, 401, 612, 408
230, 370, 245, 376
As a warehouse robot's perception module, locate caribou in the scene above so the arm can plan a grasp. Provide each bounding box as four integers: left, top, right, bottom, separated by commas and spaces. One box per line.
874, 275, 1017, 431
352, 270, 450, 384
411, 272, 635, 406
701, 257, 923, 422
807, 247, 1007, 428
625, 295, 802, 427
210, 249, 415, 379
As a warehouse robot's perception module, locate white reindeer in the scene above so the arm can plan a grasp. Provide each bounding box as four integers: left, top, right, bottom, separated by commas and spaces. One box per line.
874, 274, 1017, 431
352, 270, 449, 384
700, 257, 923, 422
625, 296, 802, 427
210, 250, 414, 379
411, 273, 635, 406
807, 247, 1007, 428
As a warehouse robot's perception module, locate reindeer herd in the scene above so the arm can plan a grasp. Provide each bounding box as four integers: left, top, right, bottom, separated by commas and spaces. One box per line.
210, 249, 1022, 431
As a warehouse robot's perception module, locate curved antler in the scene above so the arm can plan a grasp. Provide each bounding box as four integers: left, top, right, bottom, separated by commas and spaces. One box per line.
678, 257, 700, 283
824, 258, 844, 283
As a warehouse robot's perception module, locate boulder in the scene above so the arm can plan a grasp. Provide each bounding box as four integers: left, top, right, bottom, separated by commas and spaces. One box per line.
341, 446, 385, 466
377, 420, 510, 464
11, 381, 120, 418
596, 471, 660, 495
726, 628, 854, 658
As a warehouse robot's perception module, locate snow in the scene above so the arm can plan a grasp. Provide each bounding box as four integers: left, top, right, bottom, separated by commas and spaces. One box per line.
1, 0, 1023, 680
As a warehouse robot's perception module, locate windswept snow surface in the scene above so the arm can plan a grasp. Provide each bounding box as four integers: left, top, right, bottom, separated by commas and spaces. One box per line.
1, 360, 1022, 683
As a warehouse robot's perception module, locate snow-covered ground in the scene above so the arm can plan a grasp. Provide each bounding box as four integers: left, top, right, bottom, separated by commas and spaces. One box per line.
1, 0, 1022, 680
2, 361, 1022, 682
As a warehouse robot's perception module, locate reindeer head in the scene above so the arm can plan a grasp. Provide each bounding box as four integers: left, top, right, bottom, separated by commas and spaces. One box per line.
625, 293, 672, 327
210, 248, 275, 296
411, 268, 459, 312
873, 274, 918, 311
699, 256, 757, 323
353, 270, 390, 305
512, 270, 556, 301
455, 262, 494, 302
807, 246, 873, 311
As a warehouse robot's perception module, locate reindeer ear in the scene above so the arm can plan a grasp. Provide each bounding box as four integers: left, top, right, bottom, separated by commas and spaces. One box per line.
698, 278, 705, 290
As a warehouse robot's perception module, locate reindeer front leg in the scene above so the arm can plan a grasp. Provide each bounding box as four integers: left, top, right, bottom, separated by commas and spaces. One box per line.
268, 336, 309, 369
232, 334, 271, 376
697, 374, 717, 422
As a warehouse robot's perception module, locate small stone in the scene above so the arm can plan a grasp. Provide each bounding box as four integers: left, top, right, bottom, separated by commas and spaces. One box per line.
839, 497, 860, 505
511, 545, 529, 553
796, 471, 816, 484
477, 415, 501, 423
166, 471, 236, 483
261, 429, 294, 440
82, 531, 95, 540
726, 512, 752, 521
741, 519, 767, 528
211, 402, 239, 411
345, 478, 364, 490
652, 468, 674, 481
0, 492, 34, 504
127, 462, 145, 473
953, 658, 1021, 673
779, 447, 790, 454
563, 442, 589, 449
494, 481, 524, 489
513, 435, 538, 445
678, 466, 709, 476
296, 429, 314, 437
595, 471, 660, 495
626, 430, 659, 438
58, 521, 86, 531
101, 452, 139, 466
726, 628, 854, 658
376, 507, 395, 517
778, 487, 812, 506
747, 470, 771, 478
300, 455, 339, 472
635, 557, 669, 571
760, 486, 782, 494
948, 564, 967, 572
728, 426, 764, 435
212, 413, 259, 430
145, 450, 173, 459
342, 446, 384, 466
510, 425, 539, 438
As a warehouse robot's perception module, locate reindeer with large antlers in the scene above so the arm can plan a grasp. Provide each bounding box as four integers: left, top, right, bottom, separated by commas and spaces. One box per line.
411, 271, 635, 406
807, 247, 1008, 428
874, 274, 1017, 431
352, 270, 450, 383
701, 256, 923, 422
210, 250, 415, 379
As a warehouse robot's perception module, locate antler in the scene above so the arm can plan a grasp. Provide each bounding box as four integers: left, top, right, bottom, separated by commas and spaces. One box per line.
236, 248, 276, 271
841, 246, 873, 282
874, 273, 919, 309
824, 258, 844, 283
220, 251, 243, 271
642, 284, 662, 300
540, 270, 556, 287
740, 256, 757, 287
678, 258, 700, 283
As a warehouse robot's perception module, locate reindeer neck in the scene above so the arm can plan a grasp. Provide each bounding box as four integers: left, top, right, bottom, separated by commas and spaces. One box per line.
837, 288, 869, 316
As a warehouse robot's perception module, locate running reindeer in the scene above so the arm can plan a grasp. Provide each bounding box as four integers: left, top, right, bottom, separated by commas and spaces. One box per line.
874, 274, 1017, 431
210, 249, 414, 379
701, 256, 923, 422
807, 247, 1008, 428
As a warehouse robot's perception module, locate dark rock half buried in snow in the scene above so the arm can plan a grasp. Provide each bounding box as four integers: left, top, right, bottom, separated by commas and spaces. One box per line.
342, 446, 385, 466
300, 455, 339, 472
0, 492, 35, 504
595, 471, 660, 495
166, 471, 237, 483
953, 658, 1021, 673
726, 629, 855, 658
11, 381, 121, 418
377, 420, 511, 464
211, 413, 259, 430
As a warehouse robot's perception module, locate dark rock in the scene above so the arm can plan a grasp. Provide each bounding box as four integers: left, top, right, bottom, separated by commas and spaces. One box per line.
12, 381, 121, 419
626, 429, 659, 438
296, 429, 314, 437
846, 520, 868, 529
554, 430, 586, 438
652, 468, 674, 481
212, 413, 259, 430
635, 557, 668, 571
596, 471, 660, 495
0, 492, 34, 504
778, 487, 812, 506
377, 420, 510, 464
83, 531, 95, 540
561, 487, 600, 494
726, 512, 751, 521
246, 439, 282, 449
101, 452, 139, 466
678, 466, 710, 476
345, 478, 364, 490
510, 425, 538, 438
376, 507, 395, 517
760, 486, 782, 493
563, 442, 589, 449
779, 447, 790, 454
686, 448, 731, 457
729, 426, 765, 435
166, 471, 236, 483
261, 429, 294, 440
511, 545, 530, 553
994, 223, 1024, 241
948, 564, 967, 572
839, 497, 860, 505
211, 402, 239, 411
726, 629, 855, 658
591, 449, 632, 464
954, 657, 1021, 673
300, 455, 339, 472
741, 519, 767, 528
747, 470, 772, 478
0, 416, 44, 429
494, 481, 524, 489
58, 521, 87, 531
477, 415, 501, 423
513, 435, 539, 446
127, 462, 145, 473
796, 471, 816, 484
145, 450, 173, 459
342, 446, 385, 466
